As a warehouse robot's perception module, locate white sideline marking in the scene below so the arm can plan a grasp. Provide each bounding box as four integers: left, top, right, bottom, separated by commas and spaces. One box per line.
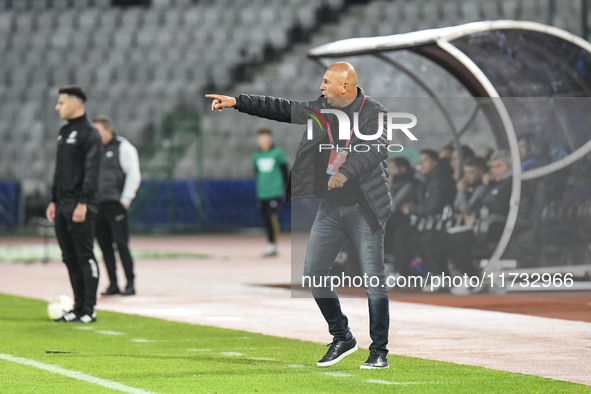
95, 330, 125, 335
73, 327, 94, 330
130, 339, 156, 343
248, 357, 275, 361
0, 354, 158, 394
287, 364, 306, 368
220, 352, 242, 356
366, 379, 428, 385
187, 349, 211, 352
323, 372, 351, 377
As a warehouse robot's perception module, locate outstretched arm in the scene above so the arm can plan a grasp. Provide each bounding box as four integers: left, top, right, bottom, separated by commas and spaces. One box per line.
206, 93, 314, 124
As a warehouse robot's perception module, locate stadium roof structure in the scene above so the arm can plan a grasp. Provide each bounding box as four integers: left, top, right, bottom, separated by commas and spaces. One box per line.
309, 21, 591, 277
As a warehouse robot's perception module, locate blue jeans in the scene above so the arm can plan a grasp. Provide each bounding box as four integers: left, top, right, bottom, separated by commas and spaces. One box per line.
303, 200, 390, 352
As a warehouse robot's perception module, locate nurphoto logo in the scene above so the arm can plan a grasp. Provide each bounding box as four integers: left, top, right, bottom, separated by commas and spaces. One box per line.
305, 108, 418, 152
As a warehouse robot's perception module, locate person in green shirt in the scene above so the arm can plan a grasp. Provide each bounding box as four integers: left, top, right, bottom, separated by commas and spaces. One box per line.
252, 128, 289, 257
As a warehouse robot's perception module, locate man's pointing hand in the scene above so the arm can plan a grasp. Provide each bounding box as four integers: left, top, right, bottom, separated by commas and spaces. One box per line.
205, 94, 237, 112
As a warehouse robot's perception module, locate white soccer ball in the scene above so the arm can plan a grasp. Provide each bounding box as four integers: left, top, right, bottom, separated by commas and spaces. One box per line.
47, 295, 74, 321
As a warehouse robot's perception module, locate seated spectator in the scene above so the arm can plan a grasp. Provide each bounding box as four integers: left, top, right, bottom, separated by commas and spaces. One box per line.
450, 145, 475, 177
439, 144, 454, 160
453, 157, 488, 216
393, 149, 456, 289
389, 157, 420, 213
384, 157, 420, 265
478, 146, 495, 161
446, 150, 513, 295
518, 133, 550, 171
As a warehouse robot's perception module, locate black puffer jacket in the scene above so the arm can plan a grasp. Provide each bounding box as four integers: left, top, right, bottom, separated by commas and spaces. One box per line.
235, 87, 392, 225
409, 159, 456, 217
475, 175, 512, 219
391, 172, 420, 213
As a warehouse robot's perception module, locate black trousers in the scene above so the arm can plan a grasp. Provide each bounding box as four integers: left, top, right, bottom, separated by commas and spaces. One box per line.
418, 230, 448, 276
54, 202, 99, 316
393, 224, 420, 277
384, 210, 410, 256
95, 202, 135, 287
446, 230, 480, 276
393, 224, 448, 277
257, 198, 281, 244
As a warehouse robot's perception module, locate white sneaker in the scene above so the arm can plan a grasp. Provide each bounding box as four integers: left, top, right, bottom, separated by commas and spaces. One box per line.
451, 283, 483, 296
422, 281, 443, 293
450, 284, 471, 296
55, 311, 77, 322
263, 243, 278, 257
63, 312, 77, 321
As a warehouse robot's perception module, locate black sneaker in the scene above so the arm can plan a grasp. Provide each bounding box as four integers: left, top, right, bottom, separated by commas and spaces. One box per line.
360, 350, 389, 369
121, 283, 135, 296
55, 311, 77, 322
317, 337, 358, 367
101, 285, 121, 296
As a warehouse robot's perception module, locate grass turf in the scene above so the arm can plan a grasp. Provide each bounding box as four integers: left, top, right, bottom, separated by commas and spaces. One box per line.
0, 293, 589, 394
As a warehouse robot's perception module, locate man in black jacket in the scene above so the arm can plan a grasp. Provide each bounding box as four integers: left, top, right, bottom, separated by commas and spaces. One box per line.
46, 86, 102, 323
447, 150, 513, 295
394, 149, 456, 289
206, 62, 392, 369
453, 157, 488, 215
384, 157, 419, 263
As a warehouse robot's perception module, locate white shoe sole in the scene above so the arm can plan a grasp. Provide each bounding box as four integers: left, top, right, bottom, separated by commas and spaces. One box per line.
317, 343, 359, 367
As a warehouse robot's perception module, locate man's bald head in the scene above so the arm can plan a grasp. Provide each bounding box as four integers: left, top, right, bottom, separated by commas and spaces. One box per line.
320, 62, 358, 107
327, 62, 358, 89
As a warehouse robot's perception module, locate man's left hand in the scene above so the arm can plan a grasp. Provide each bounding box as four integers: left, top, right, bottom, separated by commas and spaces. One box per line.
464, 215, 476, 226
328, 173, 348, 191
401, 202, 411, 215
72, 203, 87, 223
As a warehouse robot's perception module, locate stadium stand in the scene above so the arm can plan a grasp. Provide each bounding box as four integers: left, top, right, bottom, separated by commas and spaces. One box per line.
222, 0, 590, 180
0, 0, 588, 221
0, 0, 344, 209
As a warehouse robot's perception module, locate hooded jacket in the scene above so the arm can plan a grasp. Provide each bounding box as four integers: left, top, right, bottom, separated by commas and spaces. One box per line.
235, 87, 392, 224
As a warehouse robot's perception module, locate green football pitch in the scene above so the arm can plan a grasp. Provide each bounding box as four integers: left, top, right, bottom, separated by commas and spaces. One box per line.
1, 293, 589, 394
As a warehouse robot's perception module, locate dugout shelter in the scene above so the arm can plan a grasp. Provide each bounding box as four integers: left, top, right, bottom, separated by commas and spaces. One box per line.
308, 21, 591, 285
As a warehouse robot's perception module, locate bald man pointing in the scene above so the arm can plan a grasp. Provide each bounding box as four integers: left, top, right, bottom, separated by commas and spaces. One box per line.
206, 63, 392, 369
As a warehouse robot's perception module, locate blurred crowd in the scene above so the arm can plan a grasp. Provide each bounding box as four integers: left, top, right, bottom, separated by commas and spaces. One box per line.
384, 132, 554, 295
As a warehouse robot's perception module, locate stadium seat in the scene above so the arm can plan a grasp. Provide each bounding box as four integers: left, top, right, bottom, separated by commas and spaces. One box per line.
11, 0, 28, 11
481, 0, 500, 19
1, 0, 569, 201
501, 0, 519, 19
461, 2, 481, 22
442, 1, 459, 24
52, 0, 70, 10
422, 1, 441, 23
95, 0, 111, 8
